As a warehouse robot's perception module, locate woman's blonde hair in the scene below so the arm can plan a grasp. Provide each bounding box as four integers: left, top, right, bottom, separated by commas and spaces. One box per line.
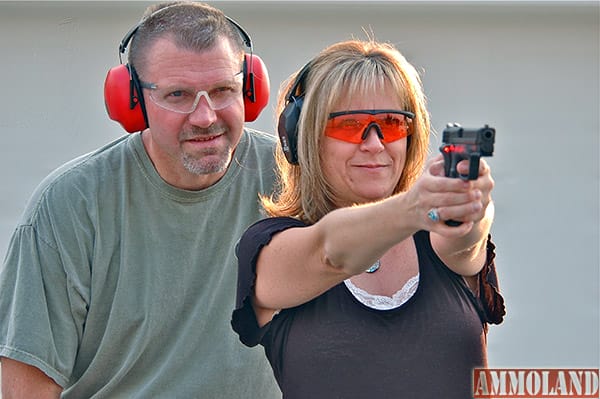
264, 39, 430, 224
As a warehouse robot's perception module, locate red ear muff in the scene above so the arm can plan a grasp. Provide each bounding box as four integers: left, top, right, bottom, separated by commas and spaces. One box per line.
243, 53, 269, 122
104, 64, 147, 133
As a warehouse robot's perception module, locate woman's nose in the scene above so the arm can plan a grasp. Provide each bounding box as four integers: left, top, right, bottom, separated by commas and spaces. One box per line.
359, 125, 385, 151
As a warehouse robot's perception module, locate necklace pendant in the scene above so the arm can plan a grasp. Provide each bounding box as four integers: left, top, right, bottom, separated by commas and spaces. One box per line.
365, 259, 380, 273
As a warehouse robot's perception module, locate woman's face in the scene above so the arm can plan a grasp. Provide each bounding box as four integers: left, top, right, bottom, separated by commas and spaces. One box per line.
320, 83, 408, 206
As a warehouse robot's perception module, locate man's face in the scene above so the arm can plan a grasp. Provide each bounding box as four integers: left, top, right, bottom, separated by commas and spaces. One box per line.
140, 37, 245, 190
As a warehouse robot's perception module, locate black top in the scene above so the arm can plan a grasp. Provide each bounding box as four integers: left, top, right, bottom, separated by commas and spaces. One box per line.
232, 217, 505, 399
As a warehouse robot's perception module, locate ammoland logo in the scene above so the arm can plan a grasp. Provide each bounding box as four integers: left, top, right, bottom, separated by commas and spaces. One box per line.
473, 368, 599, 398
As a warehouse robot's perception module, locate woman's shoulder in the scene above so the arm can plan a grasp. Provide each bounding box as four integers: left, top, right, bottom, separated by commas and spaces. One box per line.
243, 216, 306, 242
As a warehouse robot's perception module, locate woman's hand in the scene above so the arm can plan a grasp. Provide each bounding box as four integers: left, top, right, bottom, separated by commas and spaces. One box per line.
412, 154, 495, 276
431, 154, 494, 226
406, 154, 491, 236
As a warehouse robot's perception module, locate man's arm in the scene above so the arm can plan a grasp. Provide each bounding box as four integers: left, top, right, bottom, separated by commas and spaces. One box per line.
1, 357, 62, 399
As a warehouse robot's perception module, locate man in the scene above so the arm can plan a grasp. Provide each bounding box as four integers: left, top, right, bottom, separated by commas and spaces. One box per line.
0, 2, 280, 398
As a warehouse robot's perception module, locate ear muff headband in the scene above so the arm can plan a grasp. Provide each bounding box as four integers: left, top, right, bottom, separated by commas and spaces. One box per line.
277, 63, 311, 164
227, 17, 269, 121
104, 12, 270, 133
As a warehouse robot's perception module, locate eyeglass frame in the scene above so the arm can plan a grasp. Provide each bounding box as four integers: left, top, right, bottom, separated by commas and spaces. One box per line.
328, 109, 415, 120
139, 71, 244, 114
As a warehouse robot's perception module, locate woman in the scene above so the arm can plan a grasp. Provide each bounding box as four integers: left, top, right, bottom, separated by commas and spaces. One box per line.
232, 39, 505, 398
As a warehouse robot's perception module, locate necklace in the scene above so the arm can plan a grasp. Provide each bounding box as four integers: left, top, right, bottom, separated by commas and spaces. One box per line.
365, 259, 381, 273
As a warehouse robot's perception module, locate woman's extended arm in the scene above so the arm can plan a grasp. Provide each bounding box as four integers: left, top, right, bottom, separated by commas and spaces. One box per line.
251, 156, 486, 325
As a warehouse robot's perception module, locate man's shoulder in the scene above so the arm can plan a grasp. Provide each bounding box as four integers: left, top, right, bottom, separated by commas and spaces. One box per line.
244, 128, 278, 147
41, 134, 131, 186
19, 135, 133, 222
240, 128, 278, 169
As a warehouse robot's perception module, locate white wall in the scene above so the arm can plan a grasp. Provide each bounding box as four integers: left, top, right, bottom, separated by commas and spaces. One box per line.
0, 0, 598, 389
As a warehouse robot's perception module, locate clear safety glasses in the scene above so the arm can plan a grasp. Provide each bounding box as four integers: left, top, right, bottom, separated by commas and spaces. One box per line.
140, 72, 244, 114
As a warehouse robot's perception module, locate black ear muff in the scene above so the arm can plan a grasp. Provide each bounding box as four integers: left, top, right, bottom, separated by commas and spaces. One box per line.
277, 63, 311, 164
103, 10, 270, 132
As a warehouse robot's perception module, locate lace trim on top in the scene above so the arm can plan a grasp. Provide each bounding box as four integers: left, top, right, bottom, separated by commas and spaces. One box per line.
344, 274, 420, 310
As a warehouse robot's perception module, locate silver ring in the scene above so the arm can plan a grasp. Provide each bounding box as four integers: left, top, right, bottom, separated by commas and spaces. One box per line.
427, 208, 440, 222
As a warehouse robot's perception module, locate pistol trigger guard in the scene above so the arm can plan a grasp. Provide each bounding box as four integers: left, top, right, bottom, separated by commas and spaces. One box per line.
468, 153, 480, 180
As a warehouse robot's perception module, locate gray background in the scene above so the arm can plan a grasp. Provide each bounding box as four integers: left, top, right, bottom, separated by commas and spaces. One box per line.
0, 0, 598, 391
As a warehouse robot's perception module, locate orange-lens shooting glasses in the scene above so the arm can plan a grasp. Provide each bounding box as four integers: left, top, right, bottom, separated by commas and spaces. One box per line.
325, 109, 414, 144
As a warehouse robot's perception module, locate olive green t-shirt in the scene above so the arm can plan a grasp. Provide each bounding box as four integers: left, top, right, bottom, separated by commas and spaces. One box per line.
0, 130, 281, 398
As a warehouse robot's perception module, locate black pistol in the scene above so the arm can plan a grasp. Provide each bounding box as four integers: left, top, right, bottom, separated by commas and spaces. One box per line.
440, 123, 495, 180
439, 123, 495, 226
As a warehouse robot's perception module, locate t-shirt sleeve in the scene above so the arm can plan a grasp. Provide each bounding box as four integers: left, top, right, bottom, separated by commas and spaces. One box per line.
0, 225, 81, 388
231, 217, 306, 347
